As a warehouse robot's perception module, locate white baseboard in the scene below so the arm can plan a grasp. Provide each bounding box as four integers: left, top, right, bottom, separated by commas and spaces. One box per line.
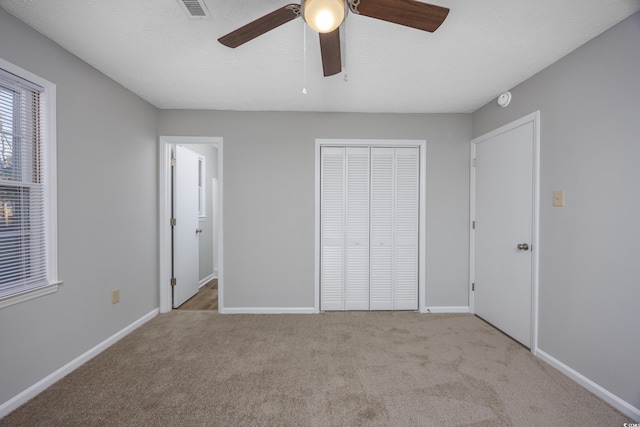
222, 307, 469, 315
423, 306, 471, 314
536, 349, 640, 422
219, 307, 318, 314
199, 273, 216, 288
0, 308, 159, 418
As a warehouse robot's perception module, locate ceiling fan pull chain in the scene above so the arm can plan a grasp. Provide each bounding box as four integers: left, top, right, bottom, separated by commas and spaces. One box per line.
302, 23, 308, 94
342, 21, 348, 82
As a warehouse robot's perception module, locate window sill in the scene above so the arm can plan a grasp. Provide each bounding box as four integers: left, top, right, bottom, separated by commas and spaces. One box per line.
0, 281, 62, 309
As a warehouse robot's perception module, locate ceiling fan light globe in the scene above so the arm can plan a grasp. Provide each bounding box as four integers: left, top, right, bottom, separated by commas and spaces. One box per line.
303, 0, 345, 33
315, 10, 336, 32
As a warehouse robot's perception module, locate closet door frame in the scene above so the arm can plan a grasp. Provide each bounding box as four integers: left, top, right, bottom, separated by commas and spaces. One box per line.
314, 139, 427, 313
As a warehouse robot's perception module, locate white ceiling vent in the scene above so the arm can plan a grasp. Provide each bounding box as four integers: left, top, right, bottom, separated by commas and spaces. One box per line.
177, 0, 212, 19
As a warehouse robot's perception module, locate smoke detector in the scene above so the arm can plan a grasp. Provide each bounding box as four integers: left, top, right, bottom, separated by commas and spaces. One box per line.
177, 0, 212, 19
497, 91, 512, 108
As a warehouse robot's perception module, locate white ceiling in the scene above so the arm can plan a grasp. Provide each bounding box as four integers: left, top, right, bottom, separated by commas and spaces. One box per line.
1, 0, 638, 113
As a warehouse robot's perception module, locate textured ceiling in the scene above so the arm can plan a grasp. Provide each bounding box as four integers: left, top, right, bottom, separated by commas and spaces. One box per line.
1, 0, 638, 113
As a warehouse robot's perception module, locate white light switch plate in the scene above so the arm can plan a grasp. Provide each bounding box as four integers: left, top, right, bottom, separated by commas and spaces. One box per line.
553, 190, 565, 207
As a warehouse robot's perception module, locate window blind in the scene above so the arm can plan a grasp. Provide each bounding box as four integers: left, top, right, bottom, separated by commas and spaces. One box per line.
0, 68, 47, 298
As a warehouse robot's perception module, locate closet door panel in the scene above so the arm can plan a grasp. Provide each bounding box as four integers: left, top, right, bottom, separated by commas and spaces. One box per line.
345, 147, 370, 310
394, 147, 419, 310
320, 147, 345, 310
370, 147, 394, 310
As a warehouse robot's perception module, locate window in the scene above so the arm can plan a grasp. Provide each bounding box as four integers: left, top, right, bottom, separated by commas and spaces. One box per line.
0, 61, 58, 307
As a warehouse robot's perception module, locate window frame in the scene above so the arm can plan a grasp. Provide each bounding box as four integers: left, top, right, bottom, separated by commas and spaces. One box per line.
0, 57, 60, 309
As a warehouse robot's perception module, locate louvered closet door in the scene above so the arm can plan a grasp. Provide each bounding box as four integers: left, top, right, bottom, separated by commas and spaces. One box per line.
345, 148, 370, 310
321, 145, 419, 311
370, 147, 419, 310
393, 147, 419, 310
320, 147, 346, 310
370, 148, 395, 310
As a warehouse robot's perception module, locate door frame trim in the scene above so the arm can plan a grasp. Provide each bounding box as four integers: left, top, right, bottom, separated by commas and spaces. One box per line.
314, 139, 427, 312
469, 111, 540, 353
158, 136, 223, 314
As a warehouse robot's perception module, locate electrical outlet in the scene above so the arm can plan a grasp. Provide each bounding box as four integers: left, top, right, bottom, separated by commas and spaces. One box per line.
111, 289, 120, 304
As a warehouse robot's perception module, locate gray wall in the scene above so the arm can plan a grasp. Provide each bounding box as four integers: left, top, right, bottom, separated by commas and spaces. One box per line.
184, 144, 217, 282
473, 12, 640, 408
158, 112, 472, 309
0, 9, 159, 405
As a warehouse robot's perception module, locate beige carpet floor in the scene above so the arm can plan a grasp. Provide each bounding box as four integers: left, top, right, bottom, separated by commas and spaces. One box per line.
0, 312, 630, 426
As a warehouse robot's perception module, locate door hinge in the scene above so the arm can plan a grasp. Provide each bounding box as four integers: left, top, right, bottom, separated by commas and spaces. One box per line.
472, 158, 476, 167
472, 221, 476, 229
171, 158, 176, 167
472, 283, 475, 291
170, 277, 177, 287
170, 218, 176, 227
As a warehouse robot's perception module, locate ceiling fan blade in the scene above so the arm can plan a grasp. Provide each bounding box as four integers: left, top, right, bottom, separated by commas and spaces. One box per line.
218, 4, 301, 48
354, 0, 449, 32
319, 28, 342, 77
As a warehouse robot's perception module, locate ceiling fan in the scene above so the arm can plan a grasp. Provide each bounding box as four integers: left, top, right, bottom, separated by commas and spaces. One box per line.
218, 0, 450, 77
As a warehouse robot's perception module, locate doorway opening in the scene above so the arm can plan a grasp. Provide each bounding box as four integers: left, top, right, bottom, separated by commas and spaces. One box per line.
159, 136, 223, 314
176, 278, 219, 311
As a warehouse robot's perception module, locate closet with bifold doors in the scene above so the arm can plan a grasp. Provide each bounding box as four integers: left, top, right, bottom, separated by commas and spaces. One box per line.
320, 145, 420, 311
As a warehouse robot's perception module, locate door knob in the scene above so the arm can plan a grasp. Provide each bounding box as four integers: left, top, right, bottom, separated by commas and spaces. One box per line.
517, 243, 529, 251
196, 228, 203, 234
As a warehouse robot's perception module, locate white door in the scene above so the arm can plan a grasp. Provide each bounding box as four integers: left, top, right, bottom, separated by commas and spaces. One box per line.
320, 147, 346, 310
345, 147, 370, 310
173, 145, 201, 308
319, 146, 372, 311
392, 147, 419, 310
369, 147, 419, 310
473, 119, 536, 347
370, 148, 395, 310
